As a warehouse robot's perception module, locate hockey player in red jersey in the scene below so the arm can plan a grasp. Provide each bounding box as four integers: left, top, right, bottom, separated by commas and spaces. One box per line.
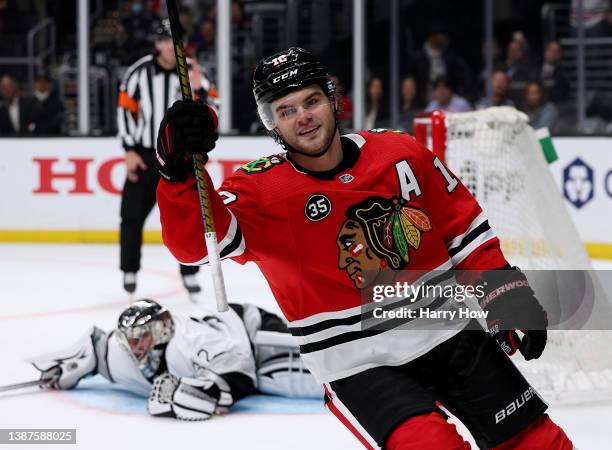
154, 47, 573, 449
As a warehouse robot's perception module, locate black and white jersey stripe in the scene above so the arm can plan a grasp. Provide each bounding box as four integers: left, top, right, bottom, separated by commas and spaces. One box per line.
182, 211, 246, 266
446, 211, 496, 267
286, 260, 474, 383
288, 267, 457, 350
117, 54, 218, 151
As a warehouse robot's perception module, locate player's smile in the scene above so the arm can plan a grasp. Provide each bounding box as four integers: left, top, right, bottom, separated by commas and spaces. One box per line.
298, 125, 320, 137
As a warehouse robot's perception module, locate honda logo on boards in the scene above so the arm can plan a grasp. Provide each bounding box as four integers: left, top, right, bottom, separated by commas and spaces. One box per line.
32, 157, 249, 195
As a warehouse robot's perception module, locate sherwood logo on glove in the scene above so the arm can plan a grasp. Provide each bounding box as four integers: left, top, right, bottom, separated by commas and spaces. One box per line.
480, 279, 531, 309
494, 387, 536, 424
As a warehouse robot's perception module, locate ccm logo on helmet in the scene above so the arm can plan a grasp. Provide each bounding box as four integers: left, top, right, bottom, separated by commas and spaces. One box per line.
273, 69, 298, 84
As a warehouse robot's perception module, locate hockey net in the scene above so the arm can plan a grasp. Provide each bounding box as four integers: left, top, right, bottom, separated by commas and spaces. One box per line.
414, 107, 612, 404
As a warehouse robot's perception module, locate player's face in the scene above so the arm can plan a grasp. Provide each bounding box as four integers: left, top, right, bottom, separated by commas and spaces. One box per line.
272, 85, 337, 156
337, 220, 383, 289
127, 331, 154, 361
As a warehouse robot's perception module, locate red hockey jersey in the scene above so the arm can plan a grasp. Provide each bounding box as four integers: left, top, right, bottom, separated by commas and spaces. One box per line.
157, 130, 507, 382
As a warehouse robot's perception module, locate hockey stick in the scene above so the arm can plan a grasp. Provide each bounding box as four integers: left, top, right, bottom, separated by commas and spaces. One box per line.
0, 380, 43, 393
165, 0, 228, 312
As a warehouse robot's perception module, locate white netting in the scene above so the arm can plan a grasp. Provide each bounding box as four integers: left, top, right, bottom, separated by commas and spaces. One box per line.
442, 107, 612, 404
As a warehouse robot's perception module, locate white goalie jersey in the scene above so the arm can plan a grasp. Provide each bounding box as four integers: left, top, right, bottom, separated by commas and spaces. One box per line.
102, 306, 256, 397
29, 302, 322, 402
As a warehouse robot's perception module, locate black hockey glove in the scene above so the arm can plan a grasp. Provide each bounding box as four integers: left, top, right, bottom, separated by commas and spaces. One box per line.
155, 99, 219, 182
479, 267, 548, 361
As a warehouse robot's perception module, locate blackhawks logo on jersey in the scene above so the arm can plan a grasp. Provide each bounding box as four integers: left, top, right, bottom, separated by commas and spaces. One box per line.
336, 196, 431, 288
239, 155, 284, 174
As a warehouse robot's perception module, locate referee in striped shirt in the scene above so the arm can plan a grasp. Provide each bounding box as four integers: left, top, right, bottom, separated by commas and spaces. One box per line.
117, 19, 219, 299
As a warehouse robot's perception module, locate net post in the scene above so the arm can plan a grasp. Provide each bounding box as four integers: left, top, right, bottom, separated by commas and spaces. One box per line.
413, 116, 428, 147
430, 110, 446, 164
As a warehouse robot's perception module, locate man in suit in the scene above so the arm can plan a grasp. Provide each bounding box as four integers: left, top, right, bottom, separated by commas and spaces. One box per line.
31, 73, 64, 135
0, 74, 38, 135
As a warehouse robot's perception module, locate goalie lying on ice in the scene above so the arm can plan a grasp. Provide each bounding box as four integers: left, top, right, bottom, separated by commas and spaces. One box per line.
28, 299, 322, 420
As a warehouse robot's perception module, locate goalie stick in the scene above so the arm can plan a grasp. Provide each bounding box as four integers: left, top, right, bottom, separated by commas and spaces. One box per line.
165, 0, 228, 312
0, 380, 46, 393
0, 366, 62, 393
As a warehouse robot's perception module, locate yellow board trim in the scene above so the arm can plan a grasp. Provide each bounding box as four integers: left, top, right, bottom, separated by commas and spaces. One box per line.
584, 242, 612, 260
0, 230, 163, 244
0, 231, 611, 259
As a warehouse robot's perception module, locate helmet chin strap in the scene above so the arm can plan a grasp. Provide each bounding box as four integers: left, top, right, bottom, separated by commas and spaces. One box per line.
274, 102, 339, 159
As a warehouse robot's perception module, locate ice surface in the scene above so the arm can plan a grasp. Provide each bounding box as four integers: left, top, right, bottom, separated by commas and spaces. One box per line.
0, 244, 610, 449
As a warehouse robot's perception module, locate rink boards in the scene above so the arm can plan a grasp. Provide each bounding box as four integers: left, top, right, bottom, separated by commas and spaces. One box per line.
0, 135, 610, 258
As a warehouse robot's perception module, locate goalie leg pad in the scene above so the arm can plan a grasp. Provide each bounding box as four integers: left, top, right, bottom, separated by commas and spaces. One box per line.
257, 352, 323, 398
254, 331, 323, 398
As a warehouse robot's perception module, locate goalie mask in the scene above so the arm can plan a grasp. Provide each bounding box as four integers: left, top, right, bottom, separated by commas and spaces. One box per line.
116, 299, 175, 380
252, 47, 337, 153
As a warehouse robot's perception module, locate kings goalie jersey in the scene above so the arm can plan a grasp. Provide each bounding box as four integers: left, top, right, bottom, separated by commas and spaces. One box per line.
100, 306, 256, 397
157, 129, 508, 383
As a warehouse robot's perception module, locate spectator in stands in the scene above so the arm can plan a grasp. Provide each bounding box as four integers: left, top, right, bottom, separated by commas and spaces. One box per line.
408, 23, 472, 107
30, 73, 64, 135
540, 41, 571, 102
0, 0, 30, 57
193, 18, 216, 58
0, 74, 38, 135
523, 81, 559, 130
570, 0, 612, 37
179, 4, 196, 38
229, 0, 255, 85
330, 75, 353, 130
501, 39, 536, 104
399, 76, 419, 133
191, 17, 216, 79
425, 76, 472, 113
476, 70, 515, 109
232, 0, 248, 29
120, 0, 160, 63
477, 38, 503, 96
511, 31, 533, 64
364, 77, 388, 129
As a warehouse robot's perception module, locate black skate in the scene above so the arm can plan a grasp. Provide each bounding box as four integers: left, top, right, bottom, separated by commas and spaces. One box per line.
123, 272, 137, 294
182, 274, 201, 302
